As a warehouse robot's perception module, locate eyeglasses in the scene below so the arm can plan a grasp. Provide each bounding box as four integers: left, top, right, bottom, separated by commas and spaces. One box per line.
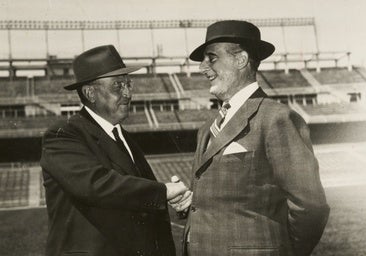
111, 79, 133, 91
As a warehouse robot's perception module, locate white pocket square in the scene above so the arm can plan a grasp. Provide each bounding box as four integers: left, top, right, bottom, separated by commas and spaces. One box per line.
223, 142, 248, 155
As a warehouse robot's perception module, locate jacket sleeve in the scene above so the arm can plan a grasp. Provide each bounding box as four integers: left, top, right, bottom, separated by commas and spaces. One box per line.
40, 123, 167, 212
265, 108, 330, 256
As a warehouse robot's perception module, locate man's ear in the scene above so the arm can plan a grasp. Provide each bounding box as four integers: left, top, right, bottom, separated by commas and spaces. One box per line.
82, 85, 96, 103
236, 51, 249, 70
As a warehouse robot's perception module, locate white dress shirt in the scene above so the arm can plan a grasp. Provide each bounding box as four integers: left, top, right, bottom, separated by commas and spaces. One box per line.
220, 82, 259, 129
84, 106, 135, 162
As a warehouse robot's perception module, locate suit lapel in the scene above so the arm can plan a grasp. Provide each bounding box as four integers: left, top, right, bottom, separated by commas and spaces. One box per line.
121, 128, 156, 180
195, 89, 266, 173
193, 119, 214, 170
98, 132, 138, 176
78, 108, 137, 176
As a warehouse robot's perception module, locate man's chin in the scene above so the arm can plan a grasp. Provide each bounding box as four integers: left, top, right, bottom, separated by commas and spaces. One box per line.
209, 84, 220, 97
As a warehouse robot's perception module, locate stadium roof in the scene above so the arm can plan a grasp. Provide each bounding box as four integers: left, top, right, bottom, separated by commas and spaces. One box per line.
0, 17, 314, 30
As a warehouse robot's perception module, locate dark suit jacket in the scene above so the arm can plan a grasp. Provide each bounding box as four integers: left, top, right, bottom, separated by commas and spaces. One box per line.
183, 89, 329, 256
40, 108, 175, 256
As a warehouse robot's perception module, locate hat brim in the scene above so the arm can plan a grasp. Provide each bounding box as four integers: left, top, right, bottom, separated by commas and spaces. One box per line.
64, 66, 142, 90
189, 37, 275, 62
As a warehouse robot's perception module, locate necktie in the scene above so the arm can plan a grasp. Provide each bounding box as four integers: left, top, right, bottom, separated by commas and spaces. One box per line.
112, 127, 134, 162
210, 102, 231, 138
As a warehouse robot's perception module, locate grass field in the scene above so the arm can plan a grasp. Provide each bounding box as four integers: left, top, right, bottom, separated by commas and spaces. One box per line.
0, 184, 365, 256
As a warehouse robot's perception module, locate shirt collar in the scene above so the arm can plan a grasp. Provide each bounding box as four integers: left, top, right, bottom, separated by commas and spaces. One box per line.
219, 82, 259, 129
228, 82, 259, 110
84, 106, 134, 161
84, 106, 117, 140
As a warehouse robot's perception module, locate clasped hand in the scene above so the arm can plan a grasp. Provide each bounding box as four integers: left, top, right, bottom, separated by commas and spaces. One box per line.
165, 180, 192, 213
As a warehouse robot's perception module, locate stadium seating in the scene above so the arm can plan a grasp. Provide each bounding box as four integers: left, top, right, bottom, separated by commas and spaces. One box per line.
0, 116, 66, 130
130, 73, 176, 94
122, 112, 149, 125
259, 69, 311, 88
0, 168, 29, 208
301, 102, 366, 116
0, 59, 365, 141
176, 70, 310, 91
154, 109, 217, 125
154, 111, 179, 124
147, 154, 194, 185
175, 72, 210, 91
0, 113, 150, 130
0, 77, 28, 97
33, 76, 74, 95
309, 67, 366, 84
174, 109, 217, 123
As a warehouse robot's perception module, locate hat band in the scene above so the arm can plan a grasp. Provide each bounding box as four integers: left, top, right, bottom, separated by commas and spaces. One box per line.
75, 64, 125, 83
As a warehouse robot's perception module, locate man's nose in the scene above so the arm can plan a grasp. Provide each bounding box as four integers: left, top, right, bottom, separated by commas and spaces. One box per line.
199, 60, 209, 73
122, 86, 132, 98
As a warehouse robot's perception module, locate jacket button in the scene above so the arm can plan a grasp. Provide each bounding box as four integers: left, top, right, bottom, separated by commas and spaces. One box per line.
191, 206, 196, 212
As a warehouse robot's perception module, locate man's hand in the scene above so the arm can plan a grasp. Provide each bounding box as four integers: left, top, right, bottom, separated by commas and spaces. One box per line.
169, 190, 193, 212
165, 181, 188, 200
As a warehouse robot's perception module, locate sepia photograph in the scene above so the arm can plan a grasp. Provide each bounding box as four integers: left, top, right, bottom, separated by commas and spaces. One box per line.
0, 0, 365, 255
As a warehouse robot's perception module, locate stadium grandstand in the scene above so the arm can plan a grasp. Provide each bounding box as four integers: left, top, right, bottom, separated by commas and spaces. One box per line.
1, 17, 366, 256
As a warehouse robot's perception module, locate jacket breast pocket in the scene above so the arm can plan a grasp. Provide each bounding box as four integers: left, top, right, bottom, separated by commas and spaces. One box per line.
211, 151, 255, 189
228, 247, 279, 256
219, 150, 254, 171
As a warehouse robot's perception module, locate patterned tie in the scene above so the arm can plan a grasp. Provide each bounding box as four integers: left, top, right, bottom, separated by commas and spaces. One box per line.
210, 102, 231, 138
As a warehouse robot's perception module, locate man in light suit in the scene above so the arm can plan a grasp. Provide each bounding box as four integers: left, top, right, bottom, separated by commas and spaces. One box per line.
181, 20, 330, 256
40, 45, 188, 256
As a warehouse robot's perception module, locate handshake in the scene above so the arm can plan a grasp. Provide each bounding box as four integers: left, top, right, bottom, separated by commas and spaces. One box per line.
165, 176, 192, 216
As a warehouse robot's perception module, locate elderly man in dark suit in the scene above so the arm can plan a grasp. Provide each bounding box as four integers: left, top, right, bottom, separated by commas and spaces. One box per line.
178, 20, 330, 256
40, 45, 188, 256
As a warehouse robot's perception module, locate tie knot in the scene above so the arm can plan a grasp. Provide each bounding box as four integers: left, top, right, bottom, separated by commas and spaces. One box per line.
219, 102, 231, 117
222, 102, 231, 110
210, 101, 231, 139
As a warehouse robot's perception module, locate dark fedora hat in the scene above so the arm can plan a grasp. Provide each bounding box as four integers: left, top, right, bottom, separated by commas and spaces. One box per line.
189, 20, 275, 61
64, 45, 141, 90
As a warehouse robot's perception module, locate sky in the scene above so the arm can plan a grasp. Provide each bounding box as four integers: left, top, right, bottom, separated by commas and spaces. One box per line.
0, 0, 366, 67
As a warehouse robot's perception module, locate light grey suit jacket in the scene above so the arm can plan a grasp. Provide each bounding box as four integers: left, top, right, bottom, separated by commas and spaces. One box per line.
183, 89, 329, 256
